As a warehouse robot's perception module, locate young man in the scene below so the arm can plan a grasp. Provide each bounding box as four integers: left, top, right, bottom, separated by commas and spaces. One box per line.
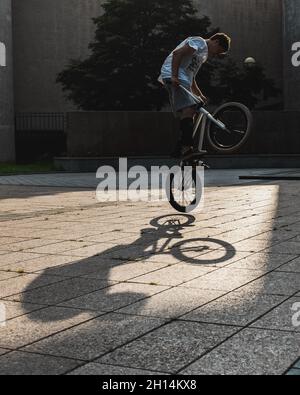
158, 33, 231, 158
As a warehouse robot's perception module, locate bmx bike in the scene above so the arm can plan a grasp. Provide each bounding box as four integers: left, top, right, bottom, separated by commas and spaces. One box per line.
167, 83, 253, 213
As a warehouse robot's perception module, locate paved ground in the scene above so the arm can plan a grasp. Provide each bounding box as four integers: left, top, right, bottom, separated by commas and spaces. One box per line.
0, 169, 300, 375
1, 168, 300, 188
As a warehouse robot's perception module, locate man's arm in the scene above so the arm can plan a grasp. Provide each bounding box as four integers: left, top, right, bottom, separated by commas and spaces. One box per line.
171, 44, 196, 86
192, 78, 207, 102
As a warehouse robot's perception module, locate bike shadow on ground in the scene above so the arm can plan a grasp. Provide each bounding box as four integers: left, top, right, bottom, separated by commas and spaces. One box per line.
21, 214, 236, 323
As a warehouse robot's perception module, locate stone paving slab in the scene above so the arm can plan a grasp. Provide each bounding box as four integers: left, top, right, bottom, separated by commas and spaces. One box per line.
23, 313, 166, 361
47, 258, 168, 281
0, 252, 47, 267
250, 297, 300, 332
0, 238, 70, 253
0, 306, 100, 349
288, 234, 300, 242
0, 348, 10, 356
142, 253, 194, 265
249, 230, 299, 242
0, 300, 44, 321
180, 267, 264, 292
0, 273, 66, 299
180, 328, 300, 375
0, 351, 81, 375
59, 282, 169, 312
227, 252, 297, 272
102, 247, 153, 261
0, 271, 23, 281
6, 277, 112, 305
0, 237, 29, 246
58, 243, 124, 258
264, 241, 300, 255
129, 263, 216, 287
171, 250, 251, 268
182, 290, 286, 326
228, 239, 280, 253
248, 272, 300, 296
98, 321, 239, 373
0, 254, 84, 274
118, 288, 225, 319
83, 232, 142, 244
276, 256, 300, 273
23, 240, 97, 255
216, 229, 269, 244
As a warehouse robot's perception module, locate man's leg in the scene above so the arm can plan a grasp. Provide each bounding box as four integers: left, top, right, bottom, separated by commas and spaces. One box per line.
180, 106, 197, 148
172, 106, 197, 158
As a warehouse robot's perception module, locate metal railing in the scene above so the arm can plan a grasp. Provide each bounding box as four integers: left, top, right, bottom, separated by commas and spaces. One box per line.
15, 113, 65, 131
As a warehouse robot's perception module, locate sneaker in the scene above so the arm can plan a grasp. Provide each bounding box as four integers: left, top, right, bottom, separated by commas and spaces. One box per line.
181, 147, 206, 159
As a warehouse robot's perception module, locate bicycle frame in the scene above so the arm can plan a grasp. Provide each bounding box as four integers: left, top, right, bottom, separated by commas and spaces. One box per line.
179, 84, 227, 152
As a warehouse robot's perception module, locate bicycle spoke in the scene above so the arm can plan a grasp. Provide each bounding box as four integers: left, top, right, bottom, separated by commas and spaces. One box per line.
232, 129, 246, 135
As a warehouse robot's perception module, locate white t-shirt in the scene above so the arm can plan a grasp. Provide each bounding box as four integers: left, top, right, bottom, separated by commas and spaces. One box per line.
158, 37, 208, 87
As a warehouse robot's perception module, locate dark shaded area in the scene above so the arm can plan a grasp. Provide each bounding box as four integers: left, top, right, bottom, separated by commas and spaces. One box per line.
64, 110, 300, 158
235, 111, 300, 155
15, 113, 67, 163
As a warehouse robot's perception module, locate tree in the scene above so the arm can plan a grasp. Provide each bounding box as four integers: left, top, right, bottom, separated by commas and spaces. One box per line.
57, 0, 214, 110
57, 0, 280, 111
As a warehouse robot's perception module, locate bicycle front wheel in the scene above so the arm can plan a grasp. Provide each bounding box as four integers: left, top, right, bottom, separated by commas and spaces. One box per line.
206, 102, 252, 154
167, 165, 203, 213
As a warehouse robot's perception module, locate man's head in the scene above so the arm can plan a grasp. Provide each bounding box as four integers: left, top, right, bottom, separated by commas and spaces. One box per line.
207, 33, 231, 57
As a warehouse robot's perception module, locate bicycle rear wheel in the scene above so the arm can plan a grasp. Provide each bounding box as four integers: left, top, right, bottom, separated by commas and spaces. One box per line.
206, 102, 252, 154
167, 165, 202, 213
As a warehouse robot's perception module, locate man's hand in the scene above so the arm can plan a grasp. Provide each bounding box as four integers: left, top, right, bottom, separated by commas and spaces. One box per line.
199, 93, 208, 104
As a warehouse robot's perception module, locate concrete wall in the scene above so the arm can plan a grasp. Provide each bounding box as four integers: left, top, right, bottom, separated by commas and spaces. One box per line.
195, 0, 283, 94
12, 0, 283, 113
66, 112, 180, 157
283, 0, 300, 110
0, 0, 15, 162
12, 0, 103, 112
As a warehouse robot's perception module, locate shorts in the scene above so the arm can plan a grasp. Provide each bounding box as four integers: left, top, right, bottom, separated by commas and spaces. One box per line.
163, 78, 198, 118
